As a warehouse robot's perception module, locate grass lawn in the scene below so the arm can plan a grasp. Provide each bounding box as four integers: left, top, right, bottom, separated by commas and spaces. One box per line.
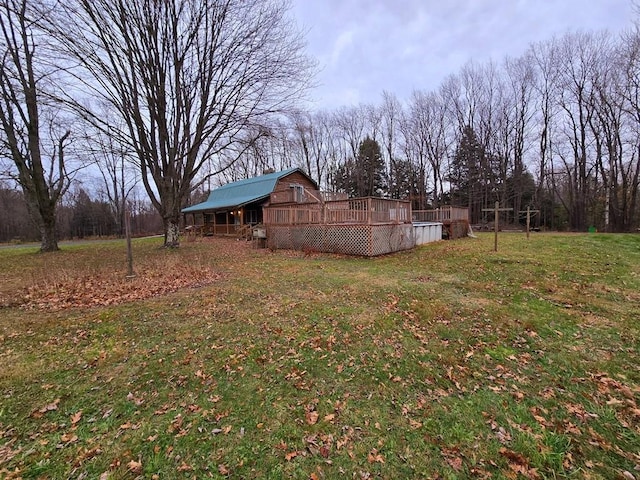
0, 232, 638, 479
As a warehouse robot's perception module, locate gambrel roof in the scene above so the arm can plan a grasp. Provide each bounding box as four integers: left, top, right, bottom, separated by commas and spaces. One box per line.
182, 168, 315, 213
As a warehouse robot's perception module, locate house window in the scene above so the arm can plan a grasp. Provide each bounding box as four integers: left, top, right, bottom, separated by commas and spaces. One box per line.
290, 184, 305, 203
246, 210, 258, 224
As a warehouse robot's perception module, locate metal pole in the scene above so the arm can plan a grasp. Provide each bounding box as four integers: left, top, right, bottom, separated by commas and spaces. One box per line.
494, 201, 499, 252
125, 209, 135, 278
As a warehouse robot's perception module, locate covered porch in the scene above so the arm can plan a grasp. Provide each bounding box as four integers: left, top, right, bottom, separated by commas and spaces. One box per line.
183, 201, 262, 238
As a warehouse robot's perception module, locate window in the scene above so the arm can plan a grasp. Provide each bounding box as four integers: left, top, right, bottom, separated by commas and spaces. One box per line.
290, 184, 305, 203
246, 210, 258, 224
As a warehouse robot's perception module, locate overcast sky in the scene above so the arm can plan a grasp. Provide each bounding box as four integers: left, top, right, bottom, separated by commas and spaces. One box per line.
291, 0, 635, 109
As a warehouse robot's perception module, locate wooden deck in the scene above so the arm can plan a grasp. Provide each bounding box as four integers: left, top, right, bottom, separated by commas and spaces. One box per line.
264, 197, 412, 226
412, 207, 469, 223
185, 199, 470, 252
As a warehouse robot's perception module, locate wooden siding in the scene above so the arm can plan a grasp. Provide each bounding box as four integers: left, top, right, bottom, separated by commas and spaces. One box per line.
273, 172, 317, 194
268, 172, 321, 205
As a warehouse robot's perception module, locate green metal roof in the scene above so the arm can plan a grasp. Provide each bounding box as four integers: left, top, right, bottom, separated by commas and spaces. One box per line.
182, 168, 309, 213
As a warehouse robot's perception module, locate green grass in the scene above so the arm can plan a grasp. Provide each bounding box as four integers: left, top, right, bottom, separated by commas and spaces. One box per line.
0, 233, 639, 479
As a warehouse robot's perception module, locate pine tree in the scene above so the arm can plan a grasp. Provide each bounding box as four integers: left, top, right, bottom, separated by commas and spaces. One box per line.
447, 126, 494, 223
335, 136, 387, 197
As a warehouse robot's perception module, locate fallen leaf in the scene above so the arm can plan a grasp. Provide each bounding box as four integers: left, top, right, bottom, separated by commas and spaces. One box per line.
60, 433, 78, 444
408, 418, 422, 429
367, 449, 385, 464
127, 459, 142, 474
447, 456, 463, 471
70, 410, 82, 426
32, 398, 60, 418
306, 411, 319, 425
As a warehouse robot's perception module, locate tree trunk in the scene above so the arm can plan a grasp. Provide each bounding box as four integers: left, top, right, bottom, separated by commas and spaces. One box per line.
39, 217, 59, 252
164, 218, 180, 248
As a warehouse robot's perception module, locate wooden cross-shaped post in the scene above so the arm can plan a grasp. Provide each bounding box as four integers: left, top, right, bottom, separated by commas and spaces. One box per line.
482, 201, 513, 251
518, 206, 540, 240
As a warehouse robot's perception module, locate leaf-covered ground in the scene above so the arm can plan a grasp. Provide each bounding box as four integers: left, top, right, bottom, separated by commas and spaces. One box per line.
0, 239, 229, 310
0, 233, 638, 479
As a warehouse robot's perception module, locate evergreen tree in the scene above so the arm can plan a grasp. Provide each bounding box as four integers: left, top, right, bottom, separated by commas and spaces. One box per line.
389, 159, 425, 207
447, 126, 497, 224
335, 136, 387, 197
448, 126, 482, 204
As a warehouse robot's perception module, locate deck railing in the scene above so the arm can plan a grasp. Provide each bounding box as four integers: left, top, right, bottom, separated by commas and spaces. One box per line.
413, 207, 469, 222
270, 189, 348, 205
186, 224, 244, 236
264, 197, 412, 226
264, 207, 322, 225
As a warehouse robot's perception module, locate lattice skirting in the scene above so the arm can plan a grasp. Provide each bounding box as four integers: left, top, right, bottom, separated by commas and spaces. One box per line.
266, 224, 415, 256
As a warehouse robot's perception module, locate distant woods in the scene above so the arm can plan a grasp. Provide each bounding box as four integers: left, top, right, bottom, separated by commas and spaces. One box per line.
0, 183, 162, 243
216, 30, 640, 232
1, 0, 639, 246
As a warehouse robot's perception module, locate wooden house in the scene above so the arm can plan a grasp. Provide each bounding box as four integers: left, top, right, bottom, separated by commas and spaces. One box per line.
183, 168, 466, 256
181, 168, 320, 237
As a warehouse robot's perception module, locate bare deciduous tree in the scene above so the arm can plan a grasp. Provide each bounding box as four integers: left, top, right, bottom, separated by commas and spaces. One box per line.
503, 53, 536, 217
53, 0, 313, 246
86, 125, 139, 236
0, 0, 72, 251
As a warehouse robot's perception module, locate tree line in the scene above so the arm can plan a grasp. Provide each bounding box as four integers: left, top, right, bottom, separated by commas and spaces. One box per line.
214, 29, 640, 232
0, 181, 162, 243
2, 1, 639, 252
